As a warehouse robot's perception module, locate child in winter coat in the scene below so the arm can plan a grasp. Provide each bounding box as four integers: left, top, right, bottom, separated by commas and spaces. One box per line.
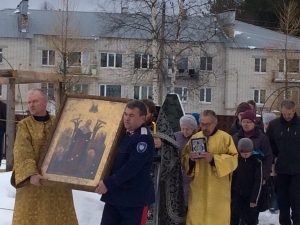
231, 138, 263, 225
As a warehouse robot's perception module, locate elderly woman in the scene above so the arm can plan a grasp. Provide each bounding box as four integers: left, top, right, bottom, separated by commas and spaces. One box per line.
174, 114, 198, 209
232, 110, 273, 223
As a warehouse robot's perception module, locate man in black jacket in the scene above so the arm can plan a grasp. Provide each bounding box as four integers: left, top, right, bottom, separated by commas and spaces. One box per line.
266, 99, 300, 225
0, 100, 6, 166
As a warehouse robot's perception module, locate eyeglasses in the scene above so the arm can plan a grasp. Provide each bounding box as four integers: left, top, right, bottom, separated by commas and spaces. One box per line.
200, 122, 213, 127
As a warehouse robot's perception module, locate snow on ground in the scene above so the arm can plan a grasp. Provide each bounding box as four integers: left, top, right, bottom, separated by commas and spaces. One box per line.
0, 160, 279, 225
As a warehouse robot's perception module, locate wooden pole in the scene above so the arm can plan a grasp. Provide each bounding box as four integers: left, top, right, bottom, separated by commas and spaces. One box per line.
54, 82, 62, 114
6, 77, 16, 171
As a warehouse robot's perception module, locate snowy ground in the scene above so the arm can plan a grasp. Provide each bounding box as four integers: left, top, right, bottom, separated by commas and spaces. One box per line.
0, 160, 279, 225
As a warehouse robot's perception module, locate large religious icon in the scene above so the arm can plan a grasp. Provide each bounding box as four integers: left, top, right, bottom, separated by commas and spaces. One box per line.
39, 94, 130, 192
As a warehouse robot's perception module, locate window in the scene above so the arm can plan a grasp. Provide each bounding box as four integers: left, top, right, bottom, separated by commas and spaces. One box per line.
167, 87, 188, 102
279, 59, 299, 73
199, 88, 212, 103
72, 84, 88, 94
255, 58, 266, 72
42, 50, 55, 66
134, 54, 153, 69
41, 83, 54, 101
254, 89, 266, 104
101, 53, 122, 68
134, 86, 153, 100
167, 56, 188, 73
0, 49, 2, 63
200, 57, 212, 71
99, 84, 121, 97
68, 52, 81, 67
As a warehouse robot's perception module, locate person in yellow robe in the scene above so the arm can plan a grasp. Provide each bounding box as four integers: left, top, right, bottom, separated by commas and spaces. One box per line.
181, 110, 238, 225
11, 88, 78, 225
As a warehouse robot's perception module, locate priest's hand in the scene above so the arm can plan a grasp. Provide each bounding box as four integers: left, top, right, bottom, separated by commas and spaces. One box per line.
189, 152, 199, 161
250, 202, 257, 208
30, 174, 46, 186
199, 152, 213, 162
95, 180, 108, 195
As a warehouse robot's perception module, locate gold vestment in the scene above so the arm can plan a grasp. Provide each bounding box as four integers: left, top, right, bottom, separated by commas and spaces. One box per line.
181, 130, 238, 225
12, 116, 79, 225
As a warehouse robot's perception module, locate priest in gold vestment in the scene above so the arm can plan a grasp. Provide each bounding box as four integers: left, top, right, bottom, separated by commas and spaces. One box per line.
181, 110, 238, 225
11, 88, 78, 225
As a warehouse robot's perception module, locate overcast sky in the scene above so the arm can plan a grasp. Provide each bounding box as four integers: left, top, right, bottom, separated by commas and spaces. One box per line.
0, 0, 107, 12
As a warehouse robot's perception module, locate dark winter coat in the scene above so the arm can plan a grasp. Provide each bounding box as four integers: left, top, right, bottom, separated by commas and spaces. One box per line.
266, 113, 300, 175
228, 118, 264, 136
174, 131, 195, 207
232, 127, 273, 180
101, 125, 155, 207
232, 154, 263, 204
0, 101, 6, 132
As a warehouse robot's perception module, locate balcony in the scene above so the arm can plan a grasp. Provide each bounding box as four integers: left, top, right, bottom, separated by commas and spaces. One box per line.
272, 70, 300, 83
59, 64, 98, 76
167, 68, 200, 79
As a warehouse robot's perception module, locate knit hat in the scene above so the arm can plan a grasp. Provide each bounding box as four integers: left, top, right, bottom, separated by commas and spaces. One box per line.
238, 138, 253, 152
241, 110, 256, 123
191, 113, 200, 125
236, 102, 252, 115
180, 115, 197, 131
262, 113, 276, 123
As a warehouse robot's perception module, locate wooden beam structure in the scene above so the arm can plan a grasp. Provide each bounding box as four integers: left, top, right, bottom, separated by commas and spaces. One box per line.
0, 69, 63, 171
6, 77, 15, 171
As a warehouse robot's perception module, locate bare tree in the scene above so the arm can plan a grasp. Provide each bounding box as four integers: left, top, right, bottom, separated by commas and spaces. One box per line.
46, 0, 91, 102
40, 1, 54, 10
263, 0, 300, 111
97, 0, 221, 105
277, 0, 300, 98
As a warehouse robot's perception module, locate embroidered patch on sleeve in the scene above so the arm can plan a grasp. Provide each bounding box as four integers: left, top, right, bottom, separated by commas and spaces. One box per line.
136, 142, 148, 153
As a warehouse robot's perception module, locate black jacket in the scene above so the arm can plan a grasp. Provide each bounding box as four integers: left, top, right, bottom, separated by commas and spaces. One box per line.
228, 119, 241, 136
101, 125, 155, 207
232, 127, 273, 180
232, 154, 263, 204
0, 101, 6, 132
266, 113, 300, 175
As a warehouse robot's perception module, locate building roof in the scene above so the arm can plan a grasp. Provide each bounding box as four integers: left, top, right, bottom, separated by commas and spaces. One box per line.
1, 7, 300, 51
224, 20, 300, 50
0, 8, 221, 42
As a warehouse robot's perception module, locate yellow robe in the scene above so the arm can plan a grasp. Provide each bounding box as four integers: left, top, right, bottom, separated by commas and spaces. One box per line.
12, 116, 79, 225
181, 130, 238, 225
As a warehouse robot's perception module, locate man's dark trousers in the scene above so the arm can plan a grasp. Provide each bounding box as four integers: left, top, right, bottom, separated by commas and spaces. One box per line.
277, 173, 300, 225
100, 203, 148, 225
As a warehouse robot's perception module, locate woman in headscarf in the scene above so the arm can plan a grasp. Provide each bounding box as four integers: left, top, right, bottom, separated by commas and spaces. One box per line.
174, 115, 198, 211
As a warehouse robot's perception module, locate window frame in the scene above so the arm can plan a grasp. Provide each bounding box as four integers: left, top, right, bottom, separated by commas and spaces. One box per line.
42, 50, 55, 66
72, 84, 89, 94
254, 89, 266, 105
167, 86, 188, 103
167, 55, 189, 73
68, 52, 82, 67
134, 54, 153, 69
99, 84, 121, 97
41, 83, 54, 101
100, 52, 122, 68
134, 86, 153, 100
200, 57, 213, 71
279, 59, 299, 73
254, 58, 266, 73
199, 87, 212, 103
